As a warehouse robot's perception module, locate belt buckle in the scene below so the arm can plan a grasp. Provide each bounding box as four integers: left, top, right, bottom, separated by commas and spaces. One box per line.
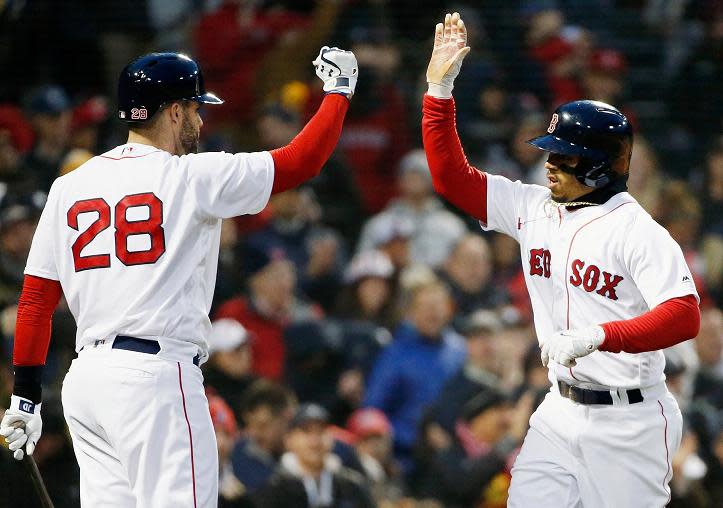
559, 382, 571, 400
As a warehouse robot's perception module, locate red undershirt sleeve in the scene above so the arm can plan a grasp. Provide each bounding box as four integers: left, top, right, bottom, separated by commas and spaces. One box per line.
14, 275, 62, 366
422, 94, 488, 222
270, 93, 350, 195
599, 295, 700, 353
12, 274, 63, 402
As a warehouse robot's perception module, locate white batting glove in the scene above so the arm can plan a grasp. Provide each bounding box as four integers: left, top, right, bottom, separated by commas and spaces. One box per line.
1, 395, 42, 460
313, 46, 358, 98
540, 325, 606, 368
426, 12, 471, 98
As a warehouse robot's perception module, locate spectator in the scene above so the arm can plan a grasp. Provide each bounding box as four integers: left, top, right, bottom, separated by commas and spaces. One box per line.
347, 407, 403, 502
363, 214, 414, 273
432, 310, 504, 432
438, 234, 507, 315
203, 319, 255, 421
214, 219, 245, 314
256, 104, 363, 244
246, 188, 344, 311
483, 112, 548, 184
364, 280, 465, 471
357, 149, 467, 268
208, 392, 247, 508
23, 85, 72, 190
457, 81, 521, 160
581, 49, 629, 112
253, 403, 375, 508
69, 95, 108, 153
193, 0, 313, 134
231, 380, 296, 498
524, 7, 591, 107
415, 390, 534, 508
215, 245, 319, 380
627, 136, 664, 216
283, 320, 345, 411
693, 308, 723, 409
0, 198, 43, 307
700, 144, 723, 306
656, 181, 711, 304
0, 105, 37, 204
669, 10, 723, 149
337, 33, 409, 214
336, 249, 397, 330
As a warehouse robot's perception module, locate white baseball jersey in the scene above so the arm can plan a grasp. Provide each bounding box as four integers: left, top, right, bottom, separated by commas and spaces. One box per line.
481, 173, 698, 389
24, 142, 274, 361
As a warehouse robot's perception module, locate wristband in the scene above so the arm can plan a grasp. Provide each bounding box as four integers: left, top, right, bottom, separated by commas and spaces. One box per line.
427, 82, 453, 99
13, 365, 43, 404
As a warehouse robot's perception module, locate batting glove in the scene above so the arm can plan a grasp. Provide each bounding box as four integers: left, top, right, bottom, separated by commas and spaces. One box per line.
541, 325, 606, 368
313, 46, 358, 98
426, 12, 471, 98
1, 395, 42, 460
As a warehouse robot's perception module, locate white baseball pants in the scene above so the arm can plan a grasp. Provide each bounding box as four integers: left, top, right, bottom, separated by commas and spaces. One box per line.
508, 384, 682, 508
61, 345, 218, 507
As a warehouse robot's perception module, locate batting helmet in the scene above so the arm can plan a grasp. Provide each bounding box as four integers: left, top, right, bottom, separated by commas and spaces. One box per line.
117, 52, 223, 123
527, 100, 633, 189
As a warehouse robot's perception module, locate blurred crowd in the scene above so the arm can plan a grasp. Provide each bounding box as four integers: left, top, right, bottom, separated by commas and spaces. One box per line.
1, 1, 722, 507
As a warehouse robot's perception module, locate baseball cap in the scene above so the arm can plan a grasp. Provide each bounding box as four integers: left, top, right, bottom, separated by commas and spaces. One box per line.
72, 96, 109, 130
244, 244, 288, 278
461, 389, 510, 422
347, 408, 392, 441
25, 85, 71, 115
0, 192, 46, 232
368, 215, 414, 248
399, 148, 431, 176
207, 318, 249, 354
290, 403, 329, 429
459, 310, 502, 337
589, 49, 627, 75
344, 250, 394, 284
208, 392, 238, 436
0, 105, 34, 154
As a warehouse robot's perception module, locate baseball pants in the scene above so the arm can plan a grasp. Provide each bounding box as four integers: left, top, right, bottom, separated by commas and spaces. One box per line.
508, 383, 682, 508
61, 345, 218, 507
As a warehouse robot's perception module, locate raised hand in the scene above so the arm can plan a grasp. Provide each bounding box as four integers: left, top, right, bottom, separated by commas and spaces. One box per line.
426, 12, 471, 97
313, 46, 358, 98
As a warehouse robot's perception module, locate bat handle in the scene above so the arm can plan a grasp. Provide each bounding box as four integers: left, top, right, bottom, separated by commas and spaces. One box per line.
22, 454, 55, 508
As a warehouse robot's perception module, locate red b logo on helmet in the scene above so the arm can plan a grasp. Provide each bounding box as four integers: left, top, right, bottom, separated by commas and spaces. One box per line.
547, 113, 559, 133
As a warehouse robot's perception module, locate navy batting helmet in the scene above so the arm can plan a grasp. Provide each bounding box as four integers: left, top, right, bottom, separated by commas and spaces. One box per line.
117, 52, 223, 123
527, 100, 633, 189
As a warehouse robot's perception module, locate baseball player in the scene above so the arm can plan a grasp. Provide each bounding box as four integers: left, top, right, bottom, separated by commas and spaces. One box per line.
0, 47, 357, 507
422, 13, 701, 507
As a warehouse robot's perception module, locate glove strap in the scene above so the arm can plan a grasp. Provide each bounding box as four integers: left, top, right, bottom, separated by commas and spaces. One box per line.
427, 82, 453, 99
9, 394, 41, 415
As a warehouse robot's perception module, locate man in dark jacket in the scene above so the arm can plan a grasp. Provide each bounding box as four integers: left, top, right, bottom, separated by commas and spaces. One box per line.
417, 390, 534, 508
253, 404, 375, 508
432, 309, 504, 432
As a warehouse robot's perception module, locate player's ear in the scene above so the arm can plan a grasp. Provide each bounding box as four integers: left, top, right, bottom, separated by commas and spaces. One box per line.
168, 102, 183, 124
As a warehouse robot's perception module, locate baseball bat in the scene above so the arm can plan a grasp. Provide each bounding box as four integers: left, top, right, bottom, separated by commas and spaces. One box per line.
22, 453, 55, 508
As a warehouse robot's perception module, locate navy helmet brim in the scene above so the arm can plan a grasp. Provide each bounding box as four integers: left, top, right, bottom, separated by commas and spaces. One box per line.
194, 92, 224, 105
527, 135, 607, 161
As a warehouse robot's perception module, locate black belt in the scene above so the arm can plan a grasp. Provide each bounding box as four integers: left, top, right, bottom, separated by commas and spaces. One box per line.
112, 336, 200, 366
558, 381, 643, 405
